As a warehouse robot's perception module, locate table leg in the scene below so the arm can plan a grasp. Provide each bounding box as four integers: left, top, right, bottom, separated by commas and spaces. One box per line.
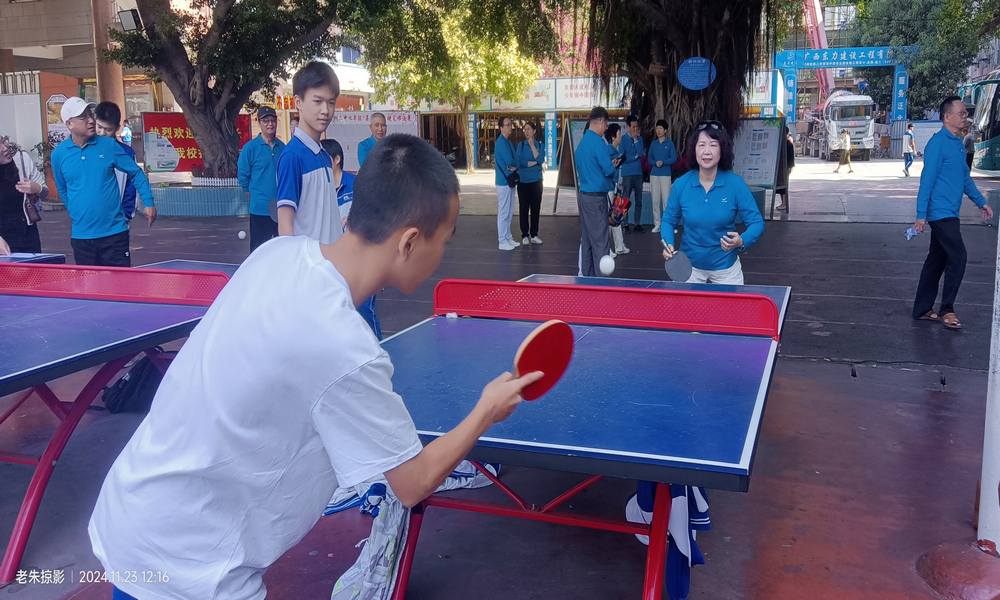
641, 482, 672, 600
390, 503, 426, 600
0, 355, 132, 585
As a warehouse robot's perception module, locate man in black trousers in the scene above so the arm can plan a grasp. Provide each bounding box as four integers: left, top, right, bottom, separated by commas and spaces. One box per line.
911, 96, 994, 330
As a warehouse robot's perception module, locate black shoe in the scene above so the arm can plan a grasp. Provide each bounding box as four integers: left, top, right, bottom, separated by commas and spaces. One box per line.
634, 225, 645, 233
623, 225, 632, 233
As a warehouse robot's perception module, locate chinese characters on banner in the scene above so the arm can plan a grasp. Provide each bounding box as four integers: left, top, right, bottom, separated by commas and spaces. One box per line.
326, 111, 420, 173
141, 112, 251, 173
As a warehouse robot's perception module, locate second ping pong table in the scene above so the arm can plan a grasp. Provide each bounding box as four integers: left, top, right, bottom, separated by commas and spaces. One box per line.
0, 261, 231, 585
383, 276, 790, 600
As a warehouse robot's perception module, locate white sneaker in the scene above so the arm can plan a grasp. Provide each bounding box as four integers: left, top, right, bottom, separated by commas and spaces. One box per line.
610, 249, 617, 257
510, 238, 522, 245
522, 237, 530, 245
619, 246, 630, 255
499, 240, 517, 250
651, 225, 660, 233
530, 236, 543, 244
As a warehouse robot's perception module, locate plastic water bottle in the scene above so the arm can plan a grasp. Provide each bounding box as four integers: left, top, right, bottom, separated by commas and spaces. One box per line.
904, 226, 920, 240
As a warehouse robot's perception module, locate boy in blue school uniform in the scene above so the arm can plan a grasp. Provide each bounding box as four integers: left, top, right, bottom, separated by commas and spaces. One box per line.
275, 61, 342, 245
51, 97, 155, 267
322, 137, 381, 339
94, 102, 142, 224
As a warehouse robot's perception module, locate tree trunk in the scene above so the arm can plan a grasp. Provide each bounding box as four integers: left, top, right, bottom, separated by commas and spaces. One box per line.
458, 96, 477, 175
182, 106, 240, 177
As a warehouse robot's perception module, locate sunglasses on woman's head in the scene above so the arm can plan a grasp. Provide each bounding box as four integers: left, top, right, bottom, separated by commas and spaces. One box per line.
695, 120, 724, 131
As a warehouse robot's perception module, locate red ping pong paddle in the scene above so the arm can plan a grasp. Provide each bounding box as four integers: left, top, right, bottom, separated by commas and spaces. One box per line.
513, 320, 574, 401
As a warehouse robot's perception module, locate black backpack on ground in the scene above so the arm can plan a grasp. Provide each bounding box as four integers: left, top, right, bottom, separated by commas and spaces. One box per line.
102, 349, 175, 414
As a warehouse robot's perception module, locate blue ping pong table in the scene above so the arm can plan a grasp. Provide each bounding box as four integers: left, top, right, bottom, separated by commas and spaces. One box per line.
0, 253, 66, 264
385, 276, 789, 600
0, 261, 232, 585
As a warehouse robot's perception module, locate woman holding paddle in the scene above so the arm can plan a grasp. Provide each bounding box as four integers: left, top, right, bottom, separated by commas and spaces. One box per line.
660, 120, 764, 285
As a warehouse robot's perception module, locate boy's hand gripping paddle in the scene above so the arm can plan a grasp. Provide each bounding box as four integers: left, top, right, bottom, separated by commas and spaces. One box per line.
513, 320, 574, 401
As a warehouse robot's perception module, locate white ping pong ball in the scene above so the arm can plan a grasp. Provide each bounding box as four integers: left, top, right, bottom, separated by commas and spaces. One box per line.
599, 255, 615, 275
238, 230, 246, 240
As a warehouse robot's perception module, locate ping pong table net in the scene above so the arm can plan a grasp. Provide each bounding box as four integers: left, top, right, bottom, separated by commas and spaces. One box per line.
0, 264, 229, 306
434, 279, 780, 340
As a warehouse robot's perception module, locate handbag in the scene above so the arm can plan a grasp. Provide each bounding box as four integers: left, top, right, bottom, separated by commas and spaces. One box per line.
17, 152, 41, 224
504, 138, 519, 187
608, 181, 631, 226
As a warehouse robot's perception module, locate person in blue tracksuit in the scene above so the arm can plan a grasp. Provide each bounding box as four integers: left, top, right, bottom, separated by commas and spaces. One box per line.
238, 106, 285, 251
574, 107, 621, 276
516, 121, 545, 245
495, 116, 519, 250
647, 119, 677, 233
620, 115, 645, 232
660, 120, 764, 285
911, 96, 994, 330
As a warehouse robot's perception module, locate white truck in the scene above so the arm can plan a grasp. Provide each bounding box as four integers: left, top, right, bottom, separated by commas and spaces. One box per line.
804, 90, 877, 161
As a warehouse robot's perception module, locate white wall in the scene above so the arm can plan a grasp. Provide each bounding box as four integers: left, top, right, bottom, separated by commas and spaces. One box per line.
0, 93, 44, 164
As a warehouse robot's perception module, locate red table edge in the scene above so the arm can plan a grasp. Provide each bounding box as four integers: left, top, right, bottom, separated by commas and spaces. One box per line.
433, 278, 781, 341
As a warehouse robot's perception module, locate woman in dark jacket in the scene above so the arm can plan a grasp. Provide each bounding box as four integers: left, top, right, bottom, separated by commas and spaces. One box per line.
0, 136, 47, 253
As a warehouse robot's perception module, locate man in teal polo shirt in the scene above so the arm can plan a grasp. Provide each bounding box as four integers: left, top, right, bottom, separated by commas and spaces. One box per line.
911, 96, 994, 330
357, 112, 387, 168
574, 107, 622, 276
238, 106, 285, 251
51, 97, 154, 267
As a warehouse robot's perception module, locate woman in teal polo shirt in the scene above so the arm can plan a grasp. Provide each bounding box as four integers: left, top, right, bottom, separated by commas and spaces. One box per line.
661, 121, 764, 285
516, 121, 545, 245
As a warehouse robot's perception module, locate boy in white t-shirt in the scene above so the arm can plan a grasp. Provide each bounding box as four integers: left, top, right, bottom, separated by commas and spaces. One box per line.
88, 133, 542, 600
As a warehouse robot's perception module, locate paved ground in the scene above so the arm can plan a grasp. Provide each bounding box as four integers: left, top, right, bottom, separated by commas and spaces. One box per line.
2, 167, 999, 599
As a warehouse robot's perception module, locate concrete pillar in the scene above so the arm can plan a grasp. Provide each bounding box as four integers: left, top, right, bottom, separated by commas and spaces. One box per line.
91, 0, 125, 109
979, 228, 1000, 554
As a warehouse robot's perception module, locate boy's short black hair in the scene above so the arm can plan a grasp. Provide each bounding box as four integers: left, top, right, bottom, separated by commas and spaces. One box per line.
625, 115, 638, 127
685, 123, 735, 172
292, 61, 340, 99
908, 123, 914, 129
320, 138, 343, 168
655, 119, 669, 130
95, 101, 122, 126
348, 133, 458, 243
589, 107, 609, 123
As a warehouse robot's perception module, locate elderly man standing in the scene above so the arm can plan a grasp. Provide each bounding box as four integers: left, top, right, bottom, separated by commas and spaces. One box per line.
238, 106, 285, 251
911, 96, 994, 330
357, 112, 387, 168
575, 107, 622, 276
50, 97, 154, 267
494, 116, 519, 250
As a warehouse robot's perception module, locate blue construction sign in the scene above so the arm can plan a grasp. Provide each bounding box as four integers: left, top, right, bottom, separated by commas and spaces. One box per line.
776, 46, 916, 122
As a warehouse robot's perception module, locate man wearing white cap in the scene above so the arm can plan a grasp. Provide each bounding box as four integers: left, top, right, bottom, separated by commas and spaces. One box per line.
50, 97, 154, 266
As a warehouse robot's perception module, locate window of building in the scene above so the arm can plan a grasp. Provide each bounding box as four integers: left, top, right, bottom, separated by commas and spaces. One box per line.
341, 46, 361, 64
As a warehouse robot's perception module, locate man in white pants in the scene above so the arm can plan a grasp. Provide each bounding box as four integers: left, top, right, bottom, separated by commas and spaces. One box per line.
494, 116, 519, 250
648, 119, 677, 233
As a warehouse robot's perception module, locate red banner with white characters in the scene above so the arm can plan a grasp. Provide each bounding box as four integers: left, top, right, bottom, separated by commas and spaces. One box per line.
141, 112, 251, 172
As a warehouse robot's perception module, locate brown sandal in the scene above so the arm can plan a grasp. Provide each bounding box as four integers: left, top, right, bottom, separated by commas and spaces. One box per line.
942, 313, 962, 330
917, 310, 941, 322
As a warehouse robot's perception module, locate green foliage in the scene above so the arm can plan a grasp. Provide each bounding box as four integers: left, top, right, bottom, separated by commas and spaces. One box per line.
939, 0, 1000, 46
355, 0, 552, 111
848, 0, 976, 119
